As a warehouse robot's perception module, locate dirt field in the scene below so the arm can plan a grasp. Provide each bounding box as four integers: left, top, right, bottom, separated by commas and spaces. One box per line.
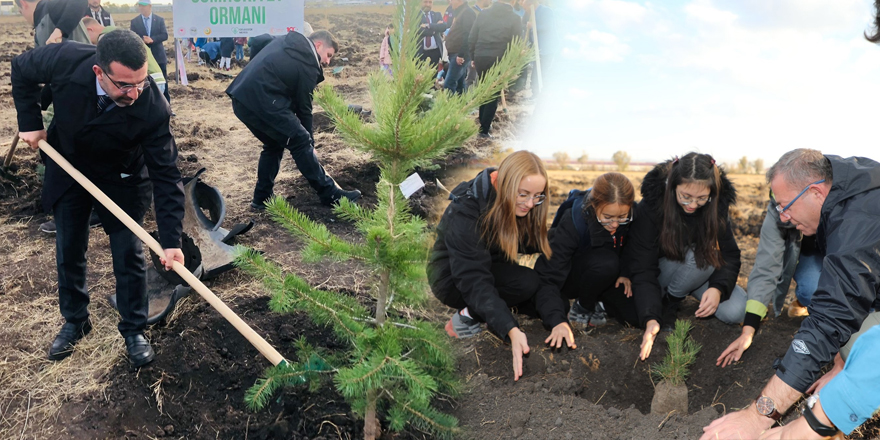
1, 6, 877, 440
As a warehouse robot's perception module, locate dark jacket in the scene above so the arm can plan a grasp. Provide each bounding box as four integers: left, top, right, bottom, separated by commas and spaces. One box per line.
469, 2, 522, 60
130, 13, 169, 64
418, 10, 448, 54
535, 190, 633, 297
219, 37, 235, 58
88, 7, 114, 27
428, 168, 567, 338
776, 155, 880, 393
11, 42, 184, 249
247, 33, 277, 60
627, 161, 740, 327
226, 31, 323, 149
445, 2, 477, 55
33, 0, 90, 46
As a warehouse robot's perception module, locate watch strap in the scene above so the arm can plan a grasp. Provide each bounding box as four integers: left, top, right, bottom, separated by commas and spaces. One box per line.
802, 401, 838, 436
755, 395, 783, 421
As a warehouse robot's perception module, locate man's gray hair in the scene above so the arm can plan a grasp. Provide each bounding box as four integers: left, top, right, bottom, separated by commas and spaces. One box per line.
766, 148, 833, 189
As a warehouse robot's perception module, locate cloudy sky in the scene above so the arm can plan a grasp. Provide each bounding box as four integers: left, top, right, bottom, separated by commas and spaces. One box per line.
520, 0, 880, 164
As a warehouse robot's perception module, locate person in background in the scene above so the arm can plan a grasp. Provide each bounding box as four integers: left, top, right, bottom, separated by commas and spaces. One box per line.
535, 172, 640, 329
443, 0, 476, 94
82, 18, 167, 95
199, 40, 221, 67
247, 33, 276, 60
468, 0, 522, 138
379, 23, 393, 77
417, 0, 448, 68
87, 0, 112, 26
628, 152, 747, 361
15, 0, 89, 46
428, 150, 575, 382
465, 0, 492, 89
219, 37, 234, 71
234, 37, 247, 61
129, 0, 169, 104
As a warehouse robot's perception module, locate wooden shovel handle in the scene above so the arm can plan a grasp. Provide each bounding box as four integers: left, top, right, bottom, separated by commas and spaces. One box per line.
38, 139, 286, 366
3, 133, 19, 168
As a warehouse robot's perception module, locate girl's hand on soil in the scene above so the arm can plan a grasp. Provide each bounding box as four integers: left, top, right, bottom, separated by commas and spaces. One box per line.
615, 277, 632, 297
639, 320, 660, 361
508, 327, 530, 381
695, 287, 721, 318
545, 322, 576, 349
807, 353, 844, 395
716, 325, 755, 367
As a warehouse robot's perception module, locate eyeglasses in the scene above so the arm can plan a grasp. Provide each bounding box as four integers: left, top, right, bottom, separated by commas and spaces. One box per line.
105, 73, 150, 93
773, 179, 825, 216
516, 193, 546, 205
597, 215, 632, 226
677, 192, 711, 206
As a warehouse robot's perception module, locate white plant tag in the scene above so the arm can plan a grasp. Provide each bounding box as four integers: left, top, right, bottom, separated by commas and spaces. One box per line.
399, 172, 425, 199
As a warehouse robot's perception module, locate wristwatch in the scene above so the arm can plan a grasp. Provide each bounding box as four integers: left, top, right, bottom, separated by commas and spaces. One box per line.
755, 395, 783, 421
802, 394, 838, 437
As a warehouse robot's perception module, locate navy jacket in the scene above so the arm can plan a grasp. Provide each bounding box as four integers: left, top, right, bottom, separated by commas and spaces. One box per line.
777, 155, 880, 392
130, 13, 169, 64
11, 42, 184, 248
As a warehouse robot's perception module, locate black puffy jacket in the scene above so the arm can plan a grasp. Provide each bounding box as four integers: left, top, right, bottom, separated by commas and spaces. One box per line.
427, 168, 567, 338
627, 160, 740, 327
776, 155, 880, 392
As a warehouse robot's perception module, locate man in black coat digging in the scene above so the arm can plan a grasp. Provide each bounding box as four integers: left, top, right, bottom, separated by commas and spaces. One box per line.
226, 30, 360, 209
11, 30, 185, 368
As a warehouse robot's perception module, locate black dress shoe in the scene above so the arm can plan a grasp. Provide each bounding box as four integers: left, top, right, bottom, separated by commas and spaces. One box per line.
124, 334, 155, 368
48, 319, 93, 361
322, 188, 362, 206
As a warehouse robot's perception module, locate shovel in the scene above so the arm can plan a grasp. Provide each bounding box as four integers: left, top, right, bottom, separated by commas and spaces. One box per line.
37, 139, 287, 366
0, 133, 20, 181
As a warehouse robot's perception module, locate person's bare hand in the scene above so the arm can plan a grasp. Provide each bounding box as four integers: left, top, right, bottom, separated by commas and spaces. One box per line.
508, 327, 530, 381
807, 353, 844, 395
18, 130, 47, 149
640, 319, 660, 361
456, 56, 464, 66
700, 407, 774, 440
616, 276, 632, 297
46, 28, 63, 44
717, 326, 755, 367
471, 60, 475, 68
758, 417, 826, 440
160, 248, 184, 271
143, 35, 154, 44
545, 322, 576, 350
695, 287, 721, 318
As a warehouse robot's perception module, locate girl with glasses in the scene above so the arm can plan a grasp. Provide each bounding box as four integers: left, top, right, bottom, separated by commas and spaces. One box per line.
629, 152, 747, 361
428, 151, 575, 381
535, 172, 640, 329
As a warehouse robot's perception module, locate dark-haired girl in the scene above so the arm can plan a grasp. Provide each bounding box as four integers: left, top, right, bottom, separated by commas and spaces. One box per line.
535, 172, 640, 328
628, 152, 747, 360
428, 151, 576, 381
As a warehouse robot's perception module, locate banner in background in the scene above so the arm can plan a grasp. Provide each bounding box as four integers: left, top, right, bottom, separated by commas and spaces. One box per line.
173, 0, 304, 38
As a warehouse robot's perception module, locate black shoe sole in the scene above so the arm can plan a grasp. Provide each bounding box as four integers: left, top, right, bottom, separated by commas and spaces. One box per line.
130, 352, 155, 368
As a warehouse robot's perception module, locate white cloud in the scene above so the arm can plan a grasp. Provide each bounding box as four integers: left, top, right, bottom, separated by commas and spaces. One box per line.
563, 30, 631, 62
684, 1, 738, 26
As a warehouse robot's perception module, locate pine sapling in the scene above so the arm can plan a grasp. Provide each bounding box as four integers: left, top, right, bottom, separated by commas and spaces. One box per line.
652, 319, 701, 386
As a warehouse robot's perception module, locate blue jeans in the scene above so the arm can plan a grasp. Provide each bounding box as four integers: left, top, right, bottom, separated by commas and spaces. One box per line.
793, 252, 823, 306
658, 249, 747, 324
235, 44, 244, 60
444, 52, 469, 95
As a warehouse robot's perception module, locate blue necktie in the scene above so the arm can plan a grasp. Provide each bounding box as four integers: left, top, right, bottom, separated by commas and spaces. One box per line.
144, 16, 151, 36
97, 94, 113, 114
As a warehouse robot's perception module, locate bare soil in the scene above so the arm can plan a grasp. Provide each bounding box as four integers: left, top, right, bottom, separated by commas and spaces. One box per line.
1, 8, 877, 440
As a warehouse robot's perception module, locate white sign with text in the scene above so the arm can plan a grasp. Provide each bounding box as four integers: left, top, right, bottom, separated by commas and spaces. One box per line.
173, 0, 304, 38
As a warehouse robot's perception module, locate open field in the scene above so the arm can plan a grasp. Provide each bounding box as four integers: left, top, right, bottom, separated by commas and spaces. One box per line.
1, 6, 877, 440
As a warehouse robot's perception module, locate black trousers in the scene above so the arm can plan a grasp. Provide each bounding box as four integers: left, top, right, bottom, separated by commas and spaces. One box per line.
418, 48, 442, 69
54, 183, 148, 337
560, 248, 639, 326
158, 62, 170, 104
474, 56, 501, 134
231, 99, 337, 205
433, 261, 540, 321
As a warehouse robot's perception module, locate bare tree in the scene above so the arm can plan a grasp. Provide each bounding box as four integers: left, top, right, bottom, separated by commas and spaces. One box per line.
738, 156, 750, 174
553, 151, 571, 170
752, 158, 764, 175
612, 150, 631, 171
577, 152, 589, 170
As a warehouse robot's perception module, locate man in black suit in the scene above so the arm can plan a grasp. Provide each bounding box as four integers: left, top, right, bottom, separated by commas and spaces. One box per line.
226, 30, 361, 209
88, 0, 113, 26
417, 0, 448, 68
129, 0, 169, 104
11, 30, 185, 368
